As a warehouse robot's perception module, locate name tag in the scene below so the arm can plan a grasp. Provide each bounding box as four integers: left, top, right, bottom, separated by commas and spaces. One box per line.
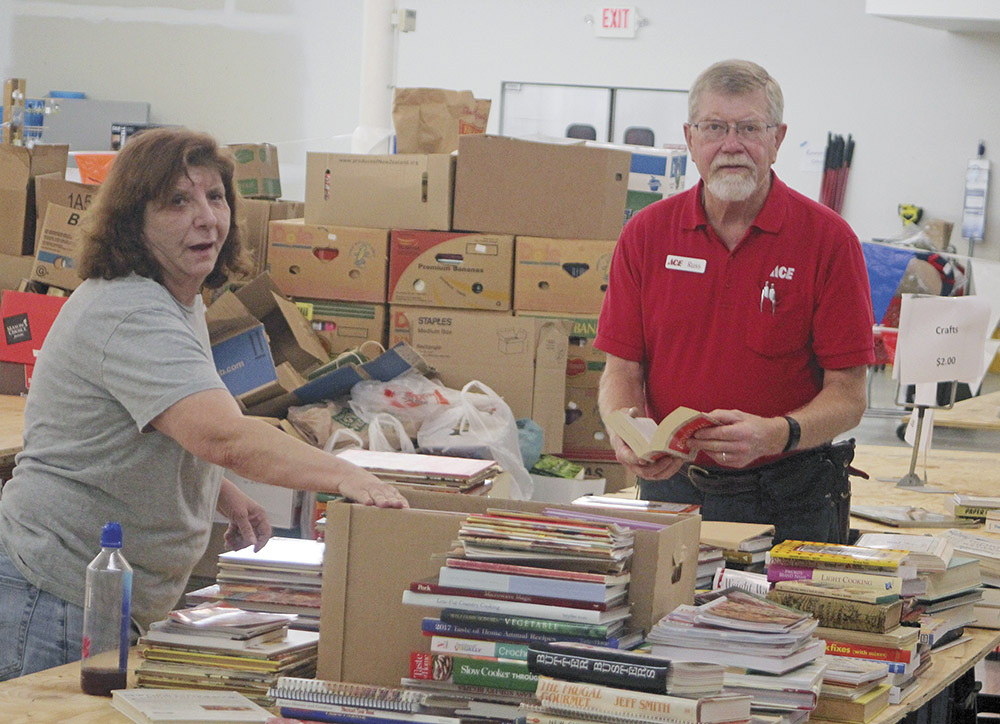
664, 255, 707, 273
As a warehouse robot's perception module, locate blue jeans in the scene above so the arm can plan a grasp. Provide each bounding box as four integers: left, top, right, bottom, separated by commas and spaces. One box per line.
0, 538, 84, 680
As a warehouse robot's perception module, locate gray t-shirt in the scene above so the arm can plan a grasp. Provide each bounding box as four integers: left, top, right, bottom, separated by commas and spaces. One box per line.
0, 274, 229, 629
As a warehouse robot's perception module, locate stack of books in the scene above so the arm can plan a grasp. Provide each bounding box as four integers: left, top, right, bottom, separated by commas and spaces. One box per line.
516, 674, 751, 724
825, 532, 978, 649
401, 508, 639, 710
764, 539, 928, 706
945, 493, 1000, 521
269, 676, 462, 724
135, 603, 319, 705
942, 528, 1000, 588
721, 659, 825, 724
697, 543, 726, 589
185, 536, 325, 630
646, 589, 824, 675
335, 447, 500, 495
812, 655, 893, 722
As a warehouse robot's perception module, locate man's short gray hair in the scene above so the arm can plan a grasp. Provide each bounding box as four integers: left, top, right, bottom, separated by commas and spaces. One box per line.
688, 59, 784, 125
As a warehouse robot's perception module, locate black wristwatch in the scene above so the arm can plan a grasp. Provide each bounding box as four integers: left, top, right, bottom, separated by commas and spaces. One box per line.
782, 416, 801, 453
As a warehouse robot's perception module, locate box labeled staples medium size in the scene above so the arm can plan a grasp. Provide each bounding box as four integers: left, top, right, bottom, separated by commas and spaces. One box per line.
387, 307, 569, 452
305, 152, 455, 231
452, 134, 630, 240
388, 230, 514, 310
268, 219, 389, 303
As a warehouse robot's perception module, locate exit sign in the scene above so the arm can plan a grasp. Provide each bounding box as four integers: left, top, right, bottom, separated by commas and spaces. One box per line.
594, 6, 638, 38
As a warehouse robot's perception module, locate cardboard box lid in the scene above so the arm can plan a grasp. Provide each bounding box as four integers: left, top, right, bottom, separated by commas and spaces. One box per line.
318, 489, 699, 686
0, 144, 69, 189
453, 135, 630, 240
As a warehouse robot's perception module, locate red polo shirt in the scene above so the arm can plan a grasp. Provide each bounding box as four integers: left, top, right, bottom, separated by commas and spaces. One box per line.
595, 174, 875, 426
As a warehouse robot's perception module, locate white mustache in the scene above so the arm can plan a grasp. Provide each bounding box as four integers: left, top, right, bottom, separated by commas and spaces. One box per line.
711, 154, 754, 171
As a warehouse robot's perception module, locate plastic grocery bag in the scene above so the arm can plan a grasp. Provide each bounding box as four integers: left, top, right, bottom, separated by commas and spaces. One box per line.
349, 371, 459, 439
366, 412, 416, 453
417, 381, 533, 500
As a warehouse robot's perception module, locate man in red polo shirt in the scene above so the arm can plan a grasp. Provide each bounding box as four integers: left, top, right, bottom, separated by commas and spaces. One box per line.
595, 59, 875, 544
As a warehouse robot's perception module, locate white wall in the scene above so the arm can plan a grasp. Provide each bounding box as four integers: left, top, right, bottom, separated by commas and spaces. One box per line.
2, 0, 999, 257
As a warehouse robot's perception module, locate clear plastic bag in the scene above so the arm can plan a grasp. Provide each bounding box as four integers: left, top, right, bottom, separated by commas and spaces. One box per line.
349, 371, 459, 438
366, 412, 416, 453
417, 380, 533, 500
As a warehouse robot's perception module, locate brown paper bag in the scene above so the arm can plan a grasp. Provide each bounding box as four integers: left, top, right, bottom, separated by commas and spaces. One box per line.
392, 87, 491, 154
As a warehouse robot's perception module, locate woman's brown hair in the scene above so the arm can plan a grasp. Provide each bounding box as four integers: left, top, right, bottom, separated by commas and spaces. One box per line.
78, 127, 252, 289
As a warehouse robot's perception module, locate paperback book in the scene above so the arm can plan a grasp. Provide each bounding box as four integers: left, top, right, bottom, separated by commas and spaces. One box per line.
604, 406, 721, 462
111, 688, 272, 724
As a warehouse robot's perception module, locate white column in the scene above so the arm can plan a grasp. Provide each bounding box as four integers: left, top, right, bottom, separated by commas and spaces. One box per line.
352, 0, 395, 154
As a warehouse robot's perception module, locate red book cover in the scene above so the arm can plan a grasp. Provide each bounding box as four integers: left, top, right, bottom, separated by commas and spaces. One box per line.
408, 580, 617, 611
823, 639, 915, 663
0, 291, 68, 365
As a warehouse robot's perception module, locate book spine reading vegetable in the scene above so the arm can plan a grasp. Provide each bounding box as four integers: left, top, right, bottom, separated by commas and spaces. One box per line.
438, 609, 622, 638
526, 642, 674, 694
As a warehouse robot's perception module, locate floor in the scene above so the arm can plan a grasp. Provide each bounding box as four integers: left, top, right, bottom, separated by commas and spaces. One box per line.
852, 369, 1000, 691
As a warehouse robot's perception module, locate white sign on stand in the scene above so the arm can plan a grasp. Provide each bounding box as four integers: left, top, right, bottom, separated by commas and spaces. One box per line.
895, 294, 991, 386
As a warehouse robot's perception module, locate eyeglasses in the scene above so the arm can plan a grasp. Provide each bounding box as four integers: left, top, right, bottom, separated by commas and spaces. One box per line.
688, 120, 777, 143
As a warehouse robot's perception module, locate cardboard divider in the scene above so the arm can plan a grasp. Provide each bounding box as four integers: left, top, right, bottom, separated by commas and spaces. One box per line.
317, 489, 699, 686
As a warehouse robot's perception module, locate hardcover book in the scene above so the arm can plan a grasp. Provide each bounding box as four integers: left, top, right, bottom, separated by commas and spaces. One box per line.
765, 562, 922, 597
853, 532, 953, 572
534, 675, 752, 724
604, 406, 721, 462
526, 641, 725, 696
436, 564, 626, 603
765, 589, 903, 633
771, 579, 899, 605
401, 587, 631, 625
811, 683, 891, 723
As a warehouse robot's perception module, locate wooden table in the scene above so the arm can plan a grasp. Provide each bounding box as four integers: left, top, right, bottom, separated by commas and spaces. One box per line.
1, 652, 139, 724
903, 390, 1000, 431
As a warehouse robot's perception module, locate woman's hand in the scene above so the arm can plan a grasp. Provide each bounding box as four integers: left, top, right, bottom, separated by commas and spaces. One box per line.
216, 478, 273, 552
338, 471, 409, 508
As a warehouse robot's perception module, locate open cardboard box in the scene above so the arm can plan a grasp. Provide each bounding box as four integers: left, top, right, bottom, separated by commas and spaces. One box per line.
317, 488, 699, 686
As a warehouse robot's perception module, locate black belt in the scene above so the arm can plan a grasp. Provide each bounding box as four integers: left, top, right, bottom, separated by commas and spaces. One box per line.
685, 441, 865, 495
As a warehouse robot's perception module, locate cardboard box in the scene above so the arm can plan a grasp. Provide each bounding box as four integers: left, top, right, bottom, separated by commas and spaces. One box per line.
452, 135, 630, 240
228, 143, 281, 199
563, 384, 615, 461
297, 299, 387, 358
513, 237, 616, 314
587, 141, 688, 221
0, 361, 31, 395
237, 198, 305, 278
388, 230, 514, 310
0, 144, 69, 256
31, 202, 85, 291
0, 254, 34, 292
317, 488, 699, 686
565, 458, 637, 494
268, 219, 389, 303
388, 306, 569, 452
305, 152, 455, 231
518, 312, 603, 388
210, 323, 278, 399
33, 173, 98, 247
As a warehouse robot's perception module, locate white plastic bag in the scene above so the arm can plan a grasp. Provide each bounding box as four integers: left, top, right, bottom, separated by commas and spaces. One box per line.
417, 381, 533, 500
366, 412, 416, 454
349, 371, 459, 438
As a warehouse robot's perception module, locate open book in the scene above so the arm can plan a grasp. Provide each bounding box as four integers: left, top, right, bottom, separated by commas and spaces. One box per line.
605, 406, 720, 461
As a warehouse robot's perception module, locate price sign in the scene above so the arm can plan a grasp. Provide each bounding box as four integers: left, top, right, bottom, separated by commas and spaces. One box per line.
895, 294, 991, 386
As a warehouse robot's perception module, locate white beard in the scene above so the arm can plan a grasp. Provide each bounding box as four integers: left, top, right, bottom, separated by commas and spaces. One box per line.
706, 170, 758, 202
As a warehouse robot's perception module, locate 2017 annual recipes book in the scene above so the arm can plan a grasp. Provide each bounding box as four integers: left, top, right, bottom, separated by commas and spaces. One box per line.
604, 407, 720, 462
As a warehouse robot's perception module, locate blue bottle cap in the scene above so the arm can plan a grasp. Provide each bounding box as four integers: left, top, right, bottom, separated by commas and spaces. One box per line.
101, 521, 123, 549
